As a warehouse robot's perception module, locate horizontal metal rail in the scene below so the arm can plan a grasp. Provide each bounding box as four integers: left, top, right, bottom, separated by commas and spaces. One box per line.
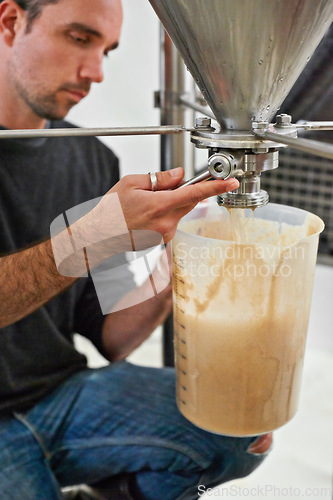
0, 125, 193, 140
255, 130, 333, 161
178, 97, 216, 120
296, 121, 333, 131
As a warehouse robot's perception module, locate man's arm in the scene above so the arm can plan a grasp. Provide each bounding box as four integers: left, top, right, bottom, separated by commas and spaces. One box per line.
101, 246, 173, 361
101, 281, 173, 362
0, 239, 76, 328
0, 168, 238, 330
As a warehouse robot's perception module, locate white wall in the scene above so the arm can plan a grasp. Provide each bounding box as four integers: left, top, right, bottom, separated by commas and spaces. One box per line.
68, 0, 160, 178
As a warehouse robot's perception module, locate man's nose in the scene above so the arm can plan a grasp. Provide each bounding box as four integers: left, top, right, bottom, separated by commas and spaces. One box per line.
79, 55, 104, 84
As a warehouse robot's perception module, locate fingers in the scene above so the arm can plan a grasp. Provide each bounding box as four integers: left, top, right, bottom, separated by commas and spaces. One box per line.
107, 172, 239, 244
157, 167, 184, 190
126, 167, 185, 191
167, 177, 239, 208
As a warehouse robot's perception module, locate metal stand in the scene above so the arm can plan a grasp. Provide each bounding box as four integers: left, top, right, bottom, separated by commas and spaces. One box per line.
158, 29, 187, 366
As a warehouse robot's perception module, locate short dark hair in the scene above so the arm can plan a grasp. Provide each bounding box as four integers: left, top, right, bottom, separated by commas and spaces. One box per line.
0, 0, 60, 31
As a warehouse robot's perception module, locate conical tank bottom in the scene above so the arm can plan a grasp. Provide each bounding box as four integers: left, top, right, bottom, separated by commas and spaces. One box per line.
149, 0, 333, 131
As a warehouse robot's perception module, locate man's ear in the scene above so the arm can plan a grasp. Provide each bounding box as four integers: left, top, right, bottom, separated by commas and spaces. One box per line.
0, 0, 26, 46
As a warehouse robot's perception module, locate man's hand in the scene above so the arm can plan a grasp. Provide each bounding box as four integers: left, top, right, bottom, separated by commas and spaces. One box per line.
0, 168, 238, 329
109, 167, 239, 243
53, 167, 238, 278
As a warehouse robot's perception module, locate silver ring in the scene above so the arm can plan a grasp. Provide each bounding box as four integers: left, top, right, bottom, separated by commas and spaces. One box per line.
149, 171, 158, 191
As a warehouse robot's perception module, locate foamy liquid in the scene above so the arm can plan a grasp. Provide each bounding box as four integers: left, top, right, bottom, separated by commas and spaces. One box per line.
174, 313, 307, 436
227, 208, 255, 243
173, 207, 317, 436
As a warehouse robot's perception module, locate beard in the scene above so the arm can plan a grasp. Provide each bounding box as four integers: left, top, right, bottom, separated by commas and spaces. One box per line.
21, 92, 72, 121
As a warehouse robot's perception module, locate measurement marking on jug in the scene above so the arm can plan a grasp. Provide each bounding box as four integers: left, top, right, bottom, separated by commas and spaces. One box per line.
174, 349, 187, 361
174, 268, 189, 414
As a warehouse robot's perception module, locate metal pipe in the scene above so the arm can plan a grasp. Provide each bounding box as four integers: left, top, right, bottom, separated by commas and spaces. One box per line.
159, 30, 187, 172
0, 125, 191, 140
159, 28, 187, 367
255, 130, 333, 160
296, 121, 333, 131
178, 170, 211, 187
178, 97, 216, 120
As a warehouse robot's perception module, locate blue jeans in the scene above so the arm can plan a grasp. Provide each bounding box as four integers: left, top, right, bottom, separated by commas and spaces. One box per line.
0, 362, 268, 500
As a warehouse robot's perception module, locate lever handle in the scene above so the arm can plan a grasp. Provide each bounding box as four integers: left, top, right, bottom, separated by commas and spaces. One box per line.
176, 151, 243, 189
177, 170, 212, 189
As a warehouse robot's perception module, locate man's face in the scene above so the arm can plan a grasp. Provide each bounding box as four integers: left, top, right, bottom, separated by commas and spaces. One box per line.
8, 0, 123, 121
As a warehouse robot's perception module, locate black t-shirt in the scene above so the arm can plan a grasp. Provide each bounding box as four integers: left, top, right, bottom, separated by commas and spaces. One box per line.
0, 120, 129, 414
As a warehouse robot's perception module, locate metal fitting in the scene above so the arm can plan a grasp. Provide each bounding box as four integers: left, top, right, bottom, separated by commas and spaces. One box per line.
252, 121, 268, 131
208, 150, 244, 179
218, 173, 269, 208
275, 114, 292, 127
252, 147, 269, 154
208, 153, 233, 179
195, 116, 212, 129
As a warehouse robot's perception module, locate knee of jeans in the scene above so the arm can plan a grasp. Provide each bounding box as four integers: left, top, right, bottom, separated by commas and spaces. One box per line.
199, 436, 272, 489
173, 434, 273, 499
219, 433, 273, 483
229, 432, 273, 482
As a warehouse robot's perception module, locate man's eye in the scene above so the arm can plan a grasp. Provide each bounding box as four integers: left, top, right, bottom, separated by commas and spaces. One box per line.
70, 33, 89, 45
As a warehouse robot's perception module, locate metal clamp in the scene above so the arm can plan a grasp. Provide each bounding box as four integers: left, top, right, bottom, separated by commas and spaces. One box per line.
177, 150, 243, 188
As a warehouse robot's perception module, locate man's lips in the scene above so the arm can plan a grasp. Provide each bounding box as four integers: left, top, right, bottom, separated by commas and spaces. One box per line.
61, 88, 90, 102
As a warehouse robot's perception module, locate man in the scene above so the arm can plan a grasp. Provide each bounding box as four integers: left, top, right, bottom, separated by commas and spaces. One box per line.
0, 0, 272, 499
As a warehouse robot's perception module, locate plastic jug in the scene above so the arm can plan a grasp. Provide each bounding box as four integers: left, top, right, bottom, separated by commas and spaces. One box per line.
172, 199, 324, 436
